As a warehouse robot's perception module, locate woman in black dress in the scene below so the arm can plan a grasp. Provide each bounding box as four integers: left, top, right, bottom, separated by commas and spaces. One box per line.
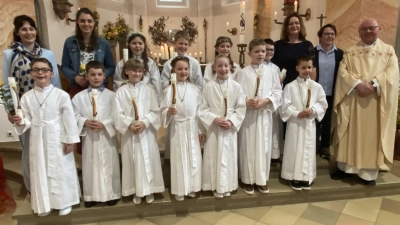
272, 13, 314, 87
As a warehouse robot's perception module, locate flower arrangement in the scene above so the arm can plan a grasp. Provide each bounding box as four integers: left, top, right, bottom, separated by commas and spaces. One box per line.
0, 80, 15, 115
102, 21, 118, 41
79, 64, 86, 76
114, 14, 130, 42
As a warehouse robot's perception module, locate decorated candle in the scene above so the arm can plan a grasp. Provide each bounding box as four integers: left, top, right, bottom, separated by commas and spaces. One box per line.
7, 77, 24, 124
171, 73, 177, 107
294, 0, 298, 12
92, 88, 98, 120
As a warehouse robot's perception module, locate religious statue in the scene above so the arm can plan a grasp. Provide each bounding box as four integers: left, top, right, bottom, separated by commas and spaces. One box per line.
52, 0, 74, 20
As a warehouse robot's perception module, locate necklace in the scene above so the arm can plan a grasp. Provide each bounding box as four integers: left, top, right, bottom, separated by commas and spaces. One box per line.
177, 82, 187, 102
296, 80, 307, 108
33, 86, 55, 108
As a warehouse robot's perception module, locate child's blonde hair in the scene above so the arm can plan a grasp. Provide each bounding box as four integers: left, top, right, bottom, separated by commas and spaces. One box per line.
174, 30, 190, 42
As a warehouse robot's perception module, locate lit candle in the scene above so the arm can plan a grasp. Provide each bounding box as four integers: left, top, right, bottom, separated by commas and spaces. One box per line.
169, 46, 174, 58
226, 22, 229, 28
160, 46, 165, 59
195, 52, 197, 57
123, 48, 129, 62
240, 1, 245, 15
189, 53, 192, 56
274, 11, 277, 20
199, 52, 202, 56
294, 0, 298, 12
164, 43, 169, 59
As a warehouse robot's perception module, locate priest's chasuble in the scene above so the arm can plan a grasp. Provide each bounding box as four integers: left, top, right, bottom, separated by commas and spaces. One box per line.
332, 38, 399, 169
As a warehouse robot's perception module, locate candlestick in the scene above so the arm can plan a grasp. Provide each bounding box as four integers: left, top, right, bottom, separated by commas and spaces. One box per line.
294, 1, 298, 12
7, 77, 24, 124
92, 89, 98, 120
171, 73, 177, 108
123, 48, 129, 62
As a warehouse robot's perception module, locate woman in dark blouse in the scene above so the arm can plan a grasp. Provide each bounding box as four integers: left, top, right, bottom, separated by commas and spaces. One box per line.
272, 13, 314, 87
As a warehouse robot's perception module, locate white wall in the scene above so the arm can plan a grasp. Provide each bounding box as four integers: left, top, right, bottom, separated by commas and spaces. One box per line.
43, 0, 78, 64
270, 0, 326, 46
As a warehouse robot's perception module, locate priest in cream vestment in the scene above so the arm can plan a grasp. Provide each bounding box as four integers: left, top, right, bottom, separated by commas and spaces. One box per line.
331, 18, 399, 184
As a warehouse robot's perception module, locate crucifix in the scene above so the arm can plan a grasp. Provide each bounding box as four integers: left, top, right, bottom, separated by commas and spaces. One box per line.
317, 14, 327, 27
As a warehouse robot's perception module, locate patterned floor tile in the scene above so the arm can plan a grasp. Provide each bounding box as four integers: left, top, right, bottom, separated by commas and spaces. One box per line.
311, 200, 348, 213
294, 218, 323, 225
214, 212, 258, 225
335, 214, 375, 225
342, 201, 380, 222
232, 206, 271, 221
348, 197, 383, 210
376, 210, 400, 225
272, 203, 309, 217
174, 216, 211, 225
189, 210, 231, 224
259, 208, 299, 225
380, 198, 400, 215
384, 195, 400, 202
301, 205, 341, 225
146, 214, 185, 225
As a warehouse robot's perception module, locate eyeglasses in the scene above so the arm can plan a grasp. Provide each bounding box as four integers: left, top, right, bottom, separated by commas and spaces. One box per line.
31, 68, 52, 73
359, 26, 379, 32
323, 32, 336, 36
288, 22, 300, 26
265, 48, 275, 52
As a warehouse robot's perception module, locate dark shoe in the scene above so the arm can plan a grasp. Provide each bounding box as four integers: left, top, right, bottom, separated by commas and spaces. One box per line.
84, 201, 96, 208
361, 179, 376, 186
106, 199, 119, 206
290, 180, 302, 191
243, 184, 254, 195
271, 158, 281, 165
301, 181, 311, 190
319, 147, 330, 160
330, 170, 351, 180
257, 184, 269, 193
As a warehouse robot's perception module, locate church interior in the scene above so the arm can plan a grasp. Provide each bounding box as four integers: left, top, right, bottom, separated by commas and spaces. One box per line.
1, 0, 400, 224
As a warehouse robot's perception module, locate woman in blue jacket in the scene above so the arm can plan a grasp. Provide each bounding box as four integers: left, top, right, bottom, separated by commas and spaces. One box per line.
61, 7, 115, 97
2, 15, 61, 192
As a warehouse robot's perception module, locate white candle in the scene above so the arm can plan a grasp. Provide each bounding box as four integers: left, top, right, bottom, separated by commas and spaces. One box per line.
195, 52, 197, 57
160, 46, 165, 59
279, 68, 287, 80
294, 0, 298, 12
131, 89, 138, 102
226, 22, 229, 28
171, 73, 177, 83
171, 73, 177, 108
239, 1, 246, 44
189, 53, 192, 56
240, 1, 245, 15
164, 43, 169, 59
169, 47, 174, 58
123, 48, 129, 62
240, 35, 245, 44
274, 11, 277, 20
199, 52, 202, 56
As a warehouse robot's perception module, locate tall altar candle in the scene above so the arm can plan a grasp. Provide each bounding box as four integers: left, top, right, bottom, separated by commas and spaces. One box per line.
164, 43, 169, 59
160, 46, 165, 59
294, 1, 298, 12
123, 48, 129, 62
239, 0, 246, 44
274, 11, 277, 20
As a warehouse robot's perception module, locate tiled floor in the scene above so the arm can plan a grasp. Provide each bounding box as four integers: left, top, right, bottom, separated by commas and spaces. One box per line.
2, 174, 400, 225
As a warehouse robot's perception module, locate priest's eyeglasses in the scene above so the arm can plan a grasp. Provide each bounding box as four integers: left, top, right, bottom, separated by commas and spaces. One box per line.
31, 68, 52, 73
359, 26, 380, 32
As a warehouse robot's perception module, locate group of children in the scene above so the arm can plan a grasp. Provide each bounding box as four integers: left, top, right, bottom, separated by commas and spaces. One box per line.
13, 30, 328, 216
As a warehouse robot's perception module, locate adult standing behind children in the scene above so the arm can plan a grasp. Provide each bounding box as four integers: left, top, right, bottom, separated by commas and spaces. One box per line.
331, 18, 399, 185
2, 15, 61, 192
312, 24, 343, 160
61, 7, 115, 97
272, 13, 314, 87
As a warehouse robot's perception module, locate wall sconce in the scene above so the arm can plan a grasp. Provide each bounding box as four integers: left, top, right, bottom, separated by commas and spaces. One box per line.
226, 22, 237, 35
52, 0, 75, 24
274, 0, 311, 24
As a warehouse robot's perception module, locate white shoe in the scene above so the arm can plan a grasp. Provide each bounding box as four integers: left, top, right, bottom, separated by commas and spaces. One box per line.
213, 191, 223, 198
187, 192, 196, 198
146, 194, 154, 203
223, 192, 231, 197
59, 206, 72, 216
175, 195, 184, 201
38, 210, 52, 217
133, 196, 142, 204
